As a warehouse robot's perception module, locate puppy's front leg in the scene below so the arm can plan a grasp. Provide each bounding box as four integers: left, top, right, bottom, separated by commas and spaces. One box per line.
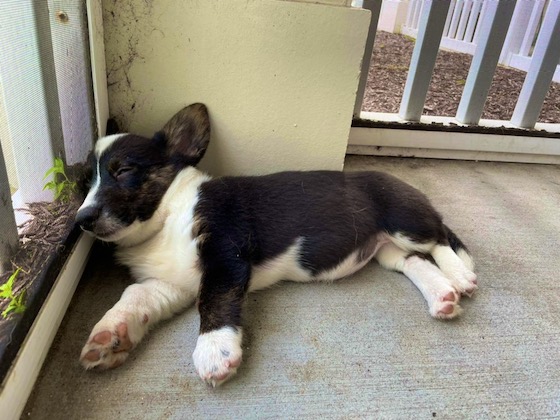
193, 261, 250, 387
80, 279, 195, 369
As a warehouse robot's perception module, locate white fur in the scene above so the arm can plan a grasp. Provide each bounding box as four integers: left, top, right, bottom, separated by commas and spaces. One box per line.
374, 241, 407, 272
389, 232, 435, 253
80, 151, 477, 383
316, 249, 367, 281
80, 167, 211, 370
95, 133, 127, 155
457, 248, 475, 271
249, 237, 311, 291
192, 327, 243, 387
116, 167, 210, 285
249, 235, 382, 289
432, 244, 477, 295
79, 134, 126, 213
80, 279, 190, 370
375, 243, 462, 319
316, 233, 391, 281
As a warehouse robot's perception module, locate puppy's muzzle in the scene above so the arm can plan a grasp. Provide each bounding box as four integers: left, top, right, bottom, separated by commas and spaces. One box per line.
76, 206, 101, 232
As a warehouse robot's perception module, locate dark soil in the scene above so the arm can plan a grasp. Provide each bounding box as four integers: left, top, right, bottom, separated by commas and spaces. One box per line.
362, 31, 560, 123
0, 200, 80, 315
0, 199, 80, 382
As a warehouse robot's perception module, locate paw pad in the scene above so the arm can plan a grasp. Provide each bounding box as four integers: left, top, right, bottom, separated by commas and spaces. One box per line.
80, 321, 136, 370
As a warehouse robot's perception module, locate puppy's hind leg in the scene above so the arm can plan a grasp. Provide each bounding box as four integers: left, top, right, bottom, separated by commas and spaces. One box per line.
375, 243, 462, 319
443, 224, 475, 271
431, 225, 477, 296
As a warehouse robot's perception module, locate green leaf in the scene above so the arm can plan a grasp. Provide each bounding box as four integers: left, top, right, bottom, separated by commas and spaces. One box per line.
43, 181, 56, 191
14, 291, 26, 312
0, 278, 12, 296
43, 166, 57, 180
0, 287, 11, 298
42, 158, 76, 202
0, 268, 20, 298
44, 158, 66, 180
13, 304, 26, 314
1, 290, 25, 318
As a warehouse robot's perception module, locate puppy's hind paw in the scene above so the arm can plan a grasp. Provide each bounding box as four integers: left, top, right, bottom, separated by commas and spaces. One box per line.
430, 291, 463, 320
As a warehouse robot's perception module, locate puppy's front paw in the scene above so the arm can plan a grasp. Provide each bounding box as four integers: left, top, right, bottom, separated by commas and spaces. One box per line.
192, 327, 243, 387
80, 312, 146, 370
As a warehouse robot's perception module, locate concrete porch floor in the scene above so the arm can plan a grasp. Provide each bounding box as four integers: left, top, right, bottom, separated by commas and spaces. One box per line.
24, 156, 560, 418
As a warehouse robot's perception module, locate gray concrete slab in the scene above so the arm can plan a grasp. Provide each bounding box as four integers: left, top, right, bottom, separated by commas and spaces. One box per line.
24, 156, 560, 419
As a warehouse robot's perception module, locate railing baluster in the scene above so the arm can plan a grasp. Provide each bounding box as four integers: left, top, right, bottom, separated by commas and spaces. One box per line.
0, 1, 65, 203
443, 0, 457, 37
353, 0, 381, 117
456, 0, 517, 125
448, 0, 464, 39
412, 0, 423, 29
473, 0, 489, 42
511, 0, 560, 129
499, 0, 537, 64
519, 0, 546, 57
456, 0, 473, 41
406, 0, 417, 28
0, 143, 18, 273
399, 0, 451, 122
464, 0, 483, 42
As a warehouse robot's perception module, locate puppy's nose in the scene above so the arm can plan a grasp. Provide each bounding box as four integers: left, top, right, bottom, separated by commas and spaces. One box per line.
76, 206, 101, 232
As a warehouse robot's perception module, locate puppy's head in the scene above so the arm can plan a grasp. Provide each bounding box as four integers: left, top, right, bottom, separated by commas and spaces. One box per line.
75, 103, 210, 242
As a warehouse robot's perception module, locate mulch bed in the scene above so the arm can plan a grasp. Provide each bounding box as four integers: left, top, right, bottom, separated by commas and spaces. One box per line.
0, 199, 81, 383
0, 161, 89, 383
0, 200, 80, 315
362, 31, 560, 123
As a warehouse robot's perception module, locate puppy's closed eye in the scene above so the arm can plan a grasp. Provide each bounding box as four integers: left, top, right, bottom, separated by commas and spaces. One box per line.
115, 166, 136, 182
107, 158, 137, 182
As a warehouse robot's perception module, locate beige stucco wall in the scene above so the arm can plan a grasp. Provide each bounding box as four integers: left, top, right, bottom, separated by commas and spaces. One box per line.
102, 0, 369, 176
279, 0, 353, 6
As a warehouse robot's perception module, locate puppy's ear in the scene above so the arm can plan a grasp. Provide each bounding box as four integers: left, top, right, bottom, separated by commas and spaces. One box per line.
105, 117, 120, 135
161, 103, 210, 166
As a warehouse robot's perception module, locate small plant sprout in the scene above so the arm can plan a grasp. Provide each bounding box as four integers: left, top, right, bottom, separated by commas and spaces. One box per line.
0, 268, 26, 318
43, 157, 77, 202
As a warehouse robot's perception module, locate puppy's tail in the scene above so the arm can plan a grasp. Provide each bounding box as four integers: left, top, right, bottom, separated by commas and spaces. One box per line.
443, 224, 475, 271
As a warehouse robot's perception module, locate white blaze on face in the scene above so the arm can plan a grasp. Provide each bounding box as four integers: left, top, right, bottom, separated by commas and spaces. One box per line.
78, 134, 127, 212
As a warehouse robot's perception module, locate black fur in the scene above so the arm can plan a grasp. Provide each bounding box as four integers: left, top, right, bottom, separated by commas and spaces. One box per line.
76, 103, 472, 340
193, 170, 450, 333
76, 104, 210, 238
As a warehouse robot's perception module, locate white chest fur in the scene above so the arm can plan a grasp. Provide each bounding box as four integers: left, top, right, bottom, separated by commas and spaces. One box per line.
114, 168, 210, 298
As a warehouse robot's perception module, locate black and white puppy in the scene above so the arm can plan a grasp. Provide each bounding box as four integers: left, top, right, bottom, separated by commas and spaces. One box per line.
76, 103, 477, 386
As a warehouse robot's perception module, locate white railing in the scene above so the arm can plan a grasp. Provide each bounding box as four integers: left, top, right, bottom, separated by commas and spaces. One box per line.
352, 0, 560, 164
0, 2, 104, 417
0, 0, 96, 271
400, 0, 560, 82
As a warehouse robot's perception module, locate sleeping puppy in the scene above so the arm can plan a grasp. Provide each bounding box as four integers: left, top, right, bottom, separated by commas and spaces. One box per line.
76, 103, 477, 386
